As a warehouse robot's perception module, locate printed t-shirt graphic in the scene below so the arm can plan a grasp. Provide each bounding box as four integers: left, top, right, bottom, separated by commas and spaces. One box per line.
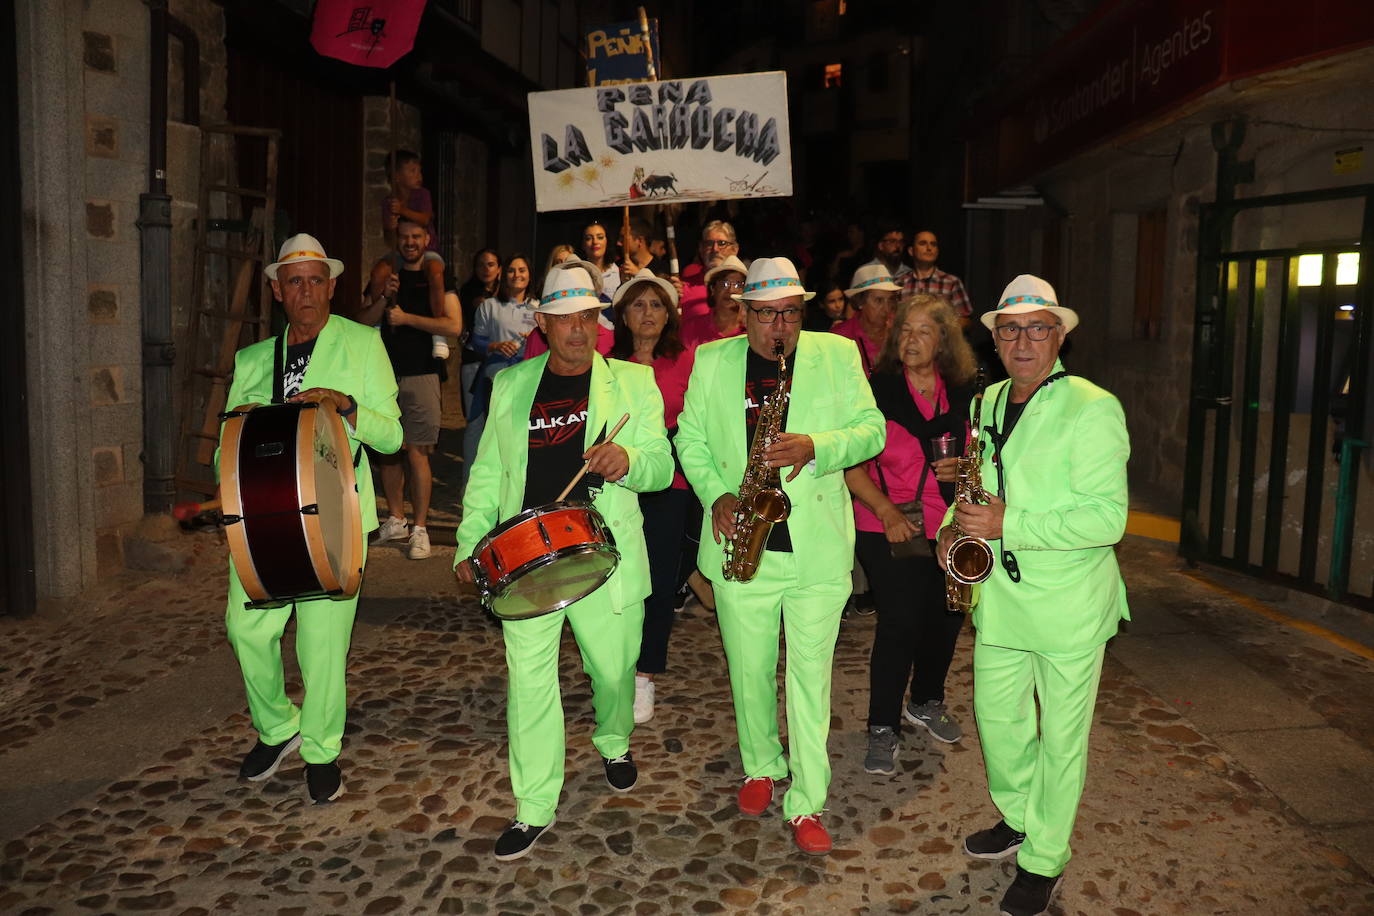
523, 368, 593, 509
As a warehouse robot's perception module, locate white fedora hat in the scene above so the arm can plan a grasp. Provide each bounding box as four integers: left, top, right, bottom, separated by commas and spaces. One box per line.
845, 263, 902, 297
612, 267, 679, 309
704, 255, 749, 287
731, 256, 815, 302
265, 233, 344, 280
556, 252, 605, 294
538, 265, 602, 315
981, 274, 1079, 333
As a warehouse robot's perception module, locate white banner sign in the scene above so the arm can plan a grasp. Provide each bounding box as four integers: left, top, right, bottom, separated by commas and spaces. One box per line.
527, 71, 793, 213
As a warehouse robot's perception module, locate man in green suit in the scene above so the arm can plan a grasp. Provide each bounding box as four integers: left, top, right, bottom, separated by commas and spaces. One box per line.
937, 274, 1129, 916
455, 265, 673, 862
222, 234, 403, 804
675, 257, 886, 855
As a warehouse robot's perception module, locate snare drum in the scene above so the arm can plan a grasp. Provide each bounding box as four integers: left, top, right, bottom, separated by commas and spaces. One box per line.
219, 402, 363, 607
471, 501, 620, 620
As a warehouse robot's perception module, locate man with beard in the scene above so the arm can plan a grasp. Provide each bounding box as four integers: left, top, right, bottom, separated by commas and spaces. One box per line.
454, 265, 672, 861
358, 217, 463, 559
675, 257, 885, 855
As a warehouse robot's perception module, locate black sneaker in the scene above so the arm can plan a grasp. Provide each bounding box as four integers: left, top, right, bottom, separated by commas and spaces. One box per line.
494, 816, 556, 861
238, 734, 301, 781
852, 592, 877, 617
305, 761, 344, 803
999, 866, 1062, 916
964, 819, 1026, 859
603, 752, 638, 791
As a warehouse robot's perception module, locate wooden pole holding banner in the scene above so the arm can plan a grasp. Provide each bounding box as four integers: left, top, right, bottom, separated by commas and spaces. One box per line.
635, 7, 678, 280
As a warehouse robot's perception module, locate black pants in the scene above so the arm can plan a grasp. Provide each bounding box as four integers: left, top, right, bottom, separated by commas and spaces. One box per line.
855, 530, 965, 730
637, 486, 690, 674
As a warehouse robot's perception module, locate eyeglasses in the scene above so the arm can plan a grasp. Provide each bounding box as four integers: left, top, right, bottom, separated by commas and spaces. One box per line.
878, 235, 904, 245
702, 239, 736, 249
748, 304, 804, 323
714, 280, 745, 291
994, 322, 1061, 342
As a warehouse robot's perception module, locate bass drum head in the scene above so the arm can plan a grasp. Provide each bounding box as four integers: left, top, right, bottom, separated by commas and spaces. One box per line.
308, 404, 363, 597
488, 545, 618, 620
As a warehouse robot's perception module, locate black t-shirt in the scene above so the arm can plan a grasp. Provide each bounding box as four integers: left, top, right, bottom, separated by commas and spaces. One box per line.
381, 264, 438, 377
743, 347, 793, 552
524, 368, 593, 509
282, 338, 316, 399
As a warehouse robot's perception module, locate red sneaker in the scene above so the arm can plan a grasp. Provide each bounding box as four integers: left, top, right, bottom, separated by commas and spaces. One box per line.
788, 814, 832, 855
737, 777, 775, 816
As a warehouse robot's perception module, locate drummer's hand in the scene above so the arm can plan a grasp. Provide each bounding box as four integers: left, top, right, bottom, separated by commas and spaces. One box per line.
711, 493, 739, 544
454, 558, 476, 584
583, 442, 629, 482
290, 388, 352, 414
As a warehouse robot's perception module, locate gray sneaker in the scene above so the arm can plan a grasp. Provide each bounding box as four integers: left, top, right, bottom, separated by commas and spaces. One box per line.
863, 725, 899, 775
904, 700, 962, 744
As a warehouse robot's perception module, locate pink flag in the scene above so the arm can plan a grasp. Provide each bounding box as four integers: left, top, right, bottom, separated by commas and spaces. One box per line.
311, 0, 427, 69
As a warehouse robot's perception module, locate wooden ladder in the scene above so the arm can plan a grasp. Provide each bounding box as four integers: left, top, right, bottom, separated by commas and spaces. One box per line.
175, 125, 281, 499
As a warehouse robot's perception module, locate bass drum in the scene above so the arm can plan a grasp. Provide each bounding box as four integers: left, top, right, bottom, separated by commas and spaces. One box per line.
471, 501, 619, 620
219, 402, 363, 606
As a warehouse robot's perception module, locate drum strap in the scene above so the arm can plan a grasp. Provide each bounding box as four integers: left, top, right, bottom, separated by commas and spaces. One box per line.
271, 333, 286, 405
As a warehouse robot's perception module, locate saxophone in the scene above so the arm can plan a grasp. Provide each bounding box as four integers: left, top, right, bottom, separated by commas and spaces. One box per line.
944, 369, 996, 612
722, 340, 792, 582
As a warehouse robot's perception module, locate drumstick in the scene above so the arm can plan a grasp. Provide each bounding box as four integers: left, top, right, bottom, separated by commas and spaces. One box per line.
555, 413, 630, 503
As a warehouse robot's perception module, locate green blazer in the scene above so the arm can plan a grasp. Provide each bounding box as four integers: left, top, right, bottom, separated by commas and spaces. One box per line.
675, 331, 886, 588
222, 314, 403, 533
943, 361, 1131, 653
454, 352, 673, 610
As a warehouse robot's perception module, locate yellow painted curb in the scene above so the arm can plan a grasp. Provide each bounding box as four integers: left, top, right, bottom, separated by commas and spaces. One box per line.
1179, 570, 1374, 663
1126, 511, 1180, 543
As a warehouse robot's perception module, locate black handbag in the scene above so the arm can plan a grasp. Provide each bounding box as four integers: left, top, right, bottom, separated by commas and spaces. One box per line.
874, 458, 933, 560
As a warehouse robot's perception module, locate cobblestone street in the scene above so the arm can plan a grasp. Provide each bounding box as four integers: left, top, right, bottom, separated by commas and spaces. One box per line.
2, 443, 1373, 914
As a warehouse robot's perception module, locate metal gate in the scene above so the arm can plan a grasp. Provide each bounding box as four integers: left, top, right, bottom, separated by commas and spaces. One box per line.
1182, 185, 1374, 607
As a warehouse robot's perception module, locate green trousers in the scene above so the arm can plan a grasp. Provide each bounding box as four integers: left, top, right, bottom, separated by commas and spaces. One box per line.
713, 550, 848, 819
972, 636, 1106, 877
501, 585, 643, 826
223, 542, 365, 766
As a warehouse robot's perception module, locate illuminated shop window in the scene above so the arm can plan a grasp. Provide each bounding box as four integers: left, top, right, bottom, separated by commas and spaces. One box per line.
824, 63, 842, 88
1296, 252, 1360, 286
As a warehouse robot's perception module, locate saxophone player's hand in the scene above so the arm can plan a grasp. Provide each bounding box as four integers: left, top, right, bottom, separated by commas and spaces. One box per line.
955, 495, 1006, 539
711, 494, 740, 544
765, 433, 815, 482
935, 526, 957, 571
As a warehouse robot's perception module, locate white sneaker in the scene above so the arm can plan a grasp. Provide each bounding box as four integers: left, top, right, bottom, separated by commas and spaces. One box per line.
633, 675, 655, 724
431, 335, 450, 360
373, 516, 408, 544
407, 525, 431, 559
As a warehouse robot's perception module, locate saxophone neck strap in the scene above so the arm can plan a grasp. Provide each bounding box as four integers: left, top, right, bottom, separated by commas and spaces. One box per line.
984, 370, 1068, 585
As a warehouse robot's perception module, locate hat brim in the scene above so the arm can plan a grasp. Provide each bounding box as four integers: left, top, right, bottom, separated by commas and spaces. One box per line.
612, 274, 679, 309
844, 281, 902, 296
981, 303, 1079, 333
731, 288, 816, 303
536, 297, 603, 316
265, 257, 344, 281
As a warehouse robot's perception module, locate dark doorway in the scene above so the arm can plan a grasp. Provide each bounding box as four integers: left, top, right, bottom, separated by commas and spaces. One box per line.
226, 37, 364, 308
1, 1, 35, 616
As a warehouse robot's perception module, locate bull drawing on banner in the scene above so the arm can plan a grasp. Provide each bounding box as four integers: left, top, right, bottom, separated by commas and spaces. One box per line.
631, 166, 679, 198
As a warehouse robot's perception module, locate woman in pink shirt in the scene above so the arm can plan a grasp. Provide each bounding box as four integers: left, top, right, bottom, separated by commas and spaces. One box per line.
843, 294, 978, 774
609, 269, 695, 726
